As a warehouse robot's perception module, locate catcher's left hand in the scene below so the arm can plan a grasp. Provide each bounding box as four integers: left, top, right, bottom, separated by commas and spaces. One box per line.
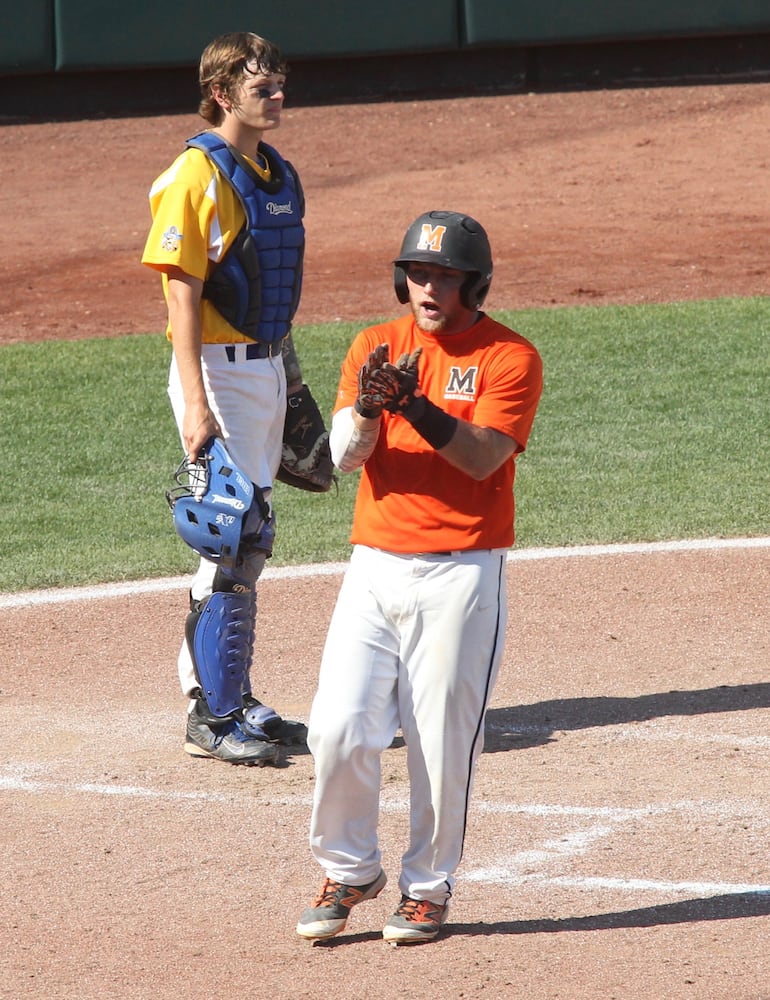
276, 384, 336, 493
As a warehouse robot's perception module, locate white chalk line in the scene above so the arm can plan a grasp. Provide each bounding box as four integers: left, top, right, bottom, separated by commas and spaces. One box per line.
548, 876, 770, 895
465, 872, 770, 896
1, 767, 764, 824
487, 723, 770, 750
4, 767, 768, 898
463, 797, 770, 896
6, 764, 770, 896
0, 775, 238, 803
1, 535, 768, 609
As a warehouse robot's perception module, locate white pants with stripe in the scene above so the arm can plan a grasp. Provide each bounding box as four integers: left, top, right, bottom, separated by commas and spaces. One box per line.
307, 544, 508, 904
167, 343, 286, 697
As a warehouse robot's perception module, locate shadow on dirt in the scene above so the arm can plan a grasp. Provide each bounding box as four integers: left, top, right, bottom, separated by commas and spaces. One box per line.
484, 682, 770, 752
296, 891, 770, 948
447, 890, 770, 937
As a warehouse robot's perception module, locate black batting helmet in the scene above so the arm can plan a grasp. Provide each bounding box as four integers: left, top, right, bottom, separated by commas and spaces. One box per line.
393, 210, 493, 309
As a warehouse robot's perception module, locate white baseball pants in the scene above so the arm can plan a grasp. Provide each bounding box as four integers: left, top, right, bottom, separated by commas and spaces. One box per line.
307, 544, 508, 903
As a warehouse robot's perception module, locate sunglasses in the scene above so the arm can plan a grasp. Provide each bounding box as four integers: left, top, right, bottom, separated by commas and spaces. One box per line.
405, 265, 466, 289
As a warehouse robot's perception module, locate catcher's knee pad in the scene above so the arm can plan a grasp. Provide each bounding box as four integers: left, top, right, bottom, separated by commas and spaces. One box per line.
185, 589, 256, 718
235, 487, 274, 581
216, 487, 275, 589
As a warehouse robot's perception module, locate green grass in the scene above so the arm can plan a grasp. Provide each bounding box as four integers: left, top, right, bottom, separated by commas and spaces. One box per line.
1, 296, 767, 592
510, 296, 769, 545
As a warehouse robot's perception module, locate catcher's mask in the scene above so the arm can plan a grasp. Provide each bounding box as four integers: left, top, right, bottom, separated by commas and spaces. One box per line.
393, 210, 493, 310
166, 437, 266, 568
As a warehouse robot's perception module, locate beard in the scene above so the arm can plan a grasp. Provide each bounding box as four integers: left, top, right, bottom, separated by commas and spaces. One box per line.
411, 301, 448, 334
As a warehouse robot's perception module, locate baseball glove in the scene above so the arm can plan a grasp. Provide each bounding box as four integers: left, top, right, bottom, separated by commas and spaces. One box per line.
276, 384, 336, 493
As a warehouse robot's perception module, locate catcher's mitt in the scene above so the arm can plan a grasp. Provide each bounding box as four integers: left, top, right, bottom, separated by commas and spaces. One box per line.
276, 384, 336, 493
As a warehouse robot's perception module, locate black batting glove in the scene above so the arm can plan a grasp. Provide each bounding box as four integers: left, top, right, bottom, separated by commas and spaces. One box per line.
354, 343, 389, 418
374, 347, 424, 414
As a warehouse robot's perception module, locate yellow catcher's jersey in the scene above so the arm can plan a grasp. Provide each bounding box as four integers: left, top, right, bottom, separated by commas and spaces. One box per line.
141, 146, 270, 344
334, 313, 543, 552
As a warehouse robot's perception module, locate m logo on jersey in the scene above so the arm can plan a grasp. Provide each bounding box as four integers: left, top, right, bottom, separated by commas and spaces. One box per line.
444, 366, 478, 401
416, 224, 447, 253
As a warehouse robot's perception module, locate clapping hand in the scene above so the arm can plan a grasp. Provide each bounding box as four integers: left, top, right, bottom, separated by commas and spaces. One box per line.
371, 347, 423, 414
354, 343, 390, 418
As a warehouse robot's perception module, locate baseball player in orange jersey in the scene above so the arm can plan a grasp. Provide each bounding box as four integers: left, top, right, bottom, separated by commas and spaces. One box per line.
296, 211, 543, 945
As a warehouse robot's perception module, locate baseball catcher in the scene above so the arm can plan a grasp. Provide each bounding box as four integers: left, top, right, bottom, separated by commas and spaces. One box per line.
143, 32, 326, 766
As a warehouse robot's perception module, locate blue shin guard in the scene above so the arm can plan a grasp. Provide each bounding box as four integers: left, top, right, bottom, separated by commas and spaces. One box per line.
186, 589, 255, 717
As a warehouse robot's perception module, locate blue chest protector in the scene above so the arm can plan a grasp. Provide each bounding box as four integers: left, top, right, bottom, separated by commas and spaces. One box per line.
187, 132, 305, 344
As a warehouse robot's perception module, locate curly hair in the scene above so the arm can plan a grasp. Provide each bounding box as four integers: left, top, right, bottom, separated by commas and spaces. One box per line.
198, 32, 287, 125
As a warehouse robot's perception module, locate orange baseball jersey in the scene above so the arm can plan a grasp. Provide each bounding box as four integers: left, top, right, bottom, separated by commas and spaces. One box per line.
335, 313, 543, 552
141, 147, 269, 344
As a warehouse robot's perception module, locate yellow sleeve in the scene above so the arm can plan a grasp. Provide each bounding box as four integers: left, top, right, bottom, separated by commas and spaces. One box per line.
141, 150, 221, 281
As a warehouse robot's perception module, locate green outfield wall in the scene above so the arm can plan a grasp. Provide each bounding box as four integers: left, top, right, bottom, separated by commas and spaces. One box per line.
52, 0, 459, 71
0, 0, 54, 73
2, 0, 770, 76
462, 0, 770, 47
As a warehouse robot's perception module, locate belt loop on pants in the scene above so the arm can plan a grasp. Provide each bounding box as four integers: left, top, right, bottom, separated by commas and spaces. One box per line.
224, 341, 282, 362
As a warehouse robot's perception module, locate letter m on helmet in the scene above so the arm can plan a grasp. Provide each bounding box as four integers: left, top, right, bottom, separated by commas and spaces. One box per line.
416, 224, 447, 253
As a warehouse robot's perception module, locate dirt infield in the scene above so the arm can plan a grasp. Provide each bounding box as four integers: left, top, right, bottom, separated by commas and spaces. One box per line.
1, 84, 769, 999
2, 544, 769, 999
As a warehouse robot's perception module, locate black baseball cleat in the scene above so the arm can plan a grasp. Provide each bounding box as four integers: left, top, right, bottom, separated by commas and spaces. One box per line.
184, 698, 280, 765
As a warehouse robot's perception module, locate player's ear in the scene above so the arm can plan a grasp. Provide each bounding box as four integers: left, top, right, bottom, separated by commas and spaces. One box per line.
211, 84, 232, 113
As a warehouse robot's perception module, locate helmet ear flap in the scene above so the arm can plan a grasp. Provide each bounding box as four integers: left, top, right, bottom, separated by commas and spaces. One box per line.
393, 265, 409, 304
